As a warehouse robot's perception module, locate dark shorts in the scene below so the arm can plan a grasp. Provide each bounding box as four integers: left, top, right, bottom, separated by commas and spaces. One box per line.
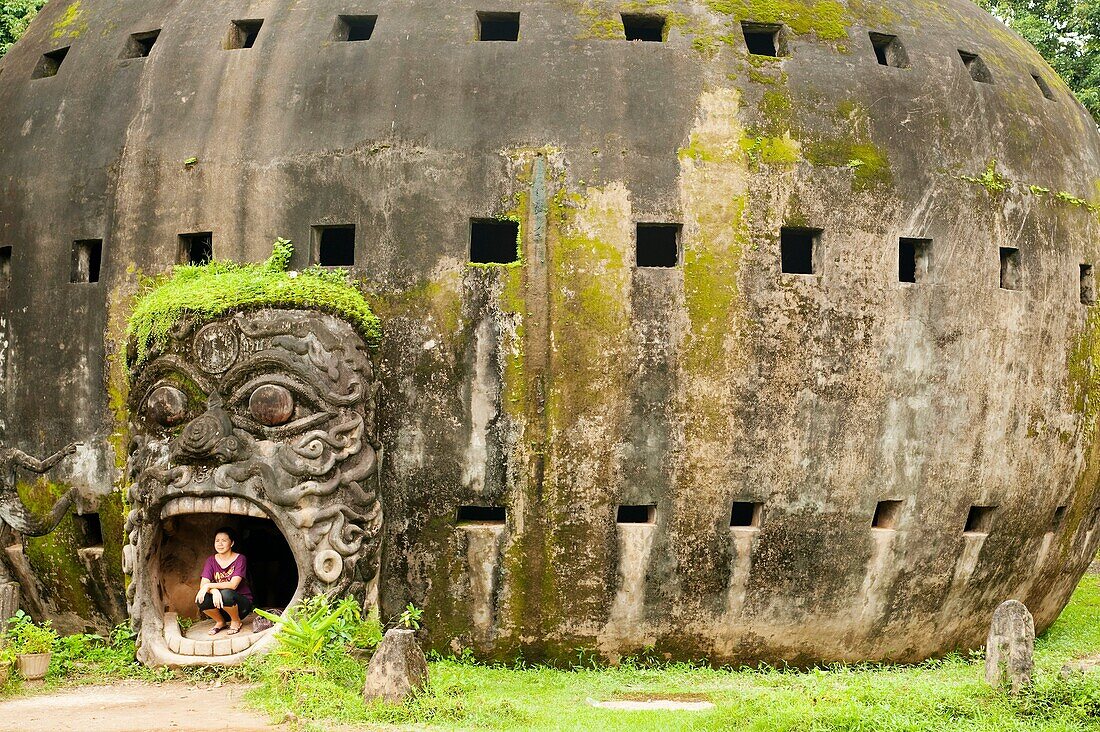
197, 588, 253, 621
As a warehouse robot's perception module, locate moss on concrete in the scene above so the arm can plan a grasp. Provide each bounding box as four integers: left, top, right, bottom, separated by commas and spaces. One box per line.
705, 0, 851, 40
51, 1, 87, 39
804, 139, 893, 191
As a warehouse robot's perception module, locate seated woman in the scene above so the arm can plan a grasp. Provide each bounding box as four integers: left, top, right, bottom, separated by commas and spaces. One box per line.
194, 526, 254, 636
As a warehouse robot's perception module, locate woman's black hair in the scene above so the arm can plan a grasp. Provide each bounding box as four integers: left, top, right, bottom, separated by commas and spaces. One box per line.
214, 526, 236, 545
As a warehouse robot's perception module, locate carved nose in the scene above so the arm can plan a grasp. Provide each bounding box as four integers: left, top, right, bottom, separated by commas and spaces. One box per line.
171, 393, 239, 464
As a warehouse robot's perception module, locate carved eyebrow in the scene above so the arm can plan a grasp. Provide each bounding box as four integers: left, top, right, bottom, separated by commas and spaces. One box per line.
129, 356, 211, 405
219, 349, 362, 406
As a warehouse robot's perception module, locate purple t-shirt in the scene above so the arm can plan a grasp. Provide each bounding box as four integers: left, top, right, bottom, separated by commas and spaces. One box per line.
201, 553, 252, 601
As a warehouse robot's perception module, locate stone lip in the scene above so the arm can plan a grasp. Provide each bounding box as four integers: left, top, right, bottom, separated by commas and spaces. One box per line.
363, 629, 429, 704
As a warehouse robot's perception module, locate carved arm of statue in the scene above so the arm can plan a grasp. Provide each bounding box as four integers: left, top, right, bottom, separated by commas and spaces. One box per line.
0, 442, 81, 537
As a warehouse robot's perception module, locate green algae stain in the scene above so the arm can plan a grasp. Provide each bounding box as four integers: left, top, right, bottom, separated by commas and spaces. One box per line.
17, 479, 95, 619
705, 0, 850, 40
740, 133, 800, 166
1068, 307, 1100, 436
52, 1, 87, 39
804, 139, 893, 191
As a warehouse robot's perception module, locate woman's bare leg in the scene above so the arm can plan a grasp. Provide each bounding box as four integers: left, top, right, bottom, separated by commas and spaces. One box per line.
224, 604, 242, 630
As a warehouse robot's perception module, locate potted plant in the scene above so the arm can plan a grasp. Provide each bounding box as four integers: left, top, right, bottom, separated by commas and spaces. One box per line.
4, 610, 57, 681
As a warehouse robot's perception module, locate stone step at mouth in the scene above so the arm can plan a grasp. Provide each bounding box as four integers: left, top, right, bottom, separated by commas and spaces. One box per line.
163, 612, 271, 657
160, 496, 268, 520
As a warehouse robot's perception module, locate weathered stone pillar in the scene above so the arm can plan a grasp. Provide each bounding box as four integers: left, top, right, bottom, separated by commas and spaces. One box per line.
984, 599, 1034, 693
0, 581, 18, 628
363, 629, 429, 704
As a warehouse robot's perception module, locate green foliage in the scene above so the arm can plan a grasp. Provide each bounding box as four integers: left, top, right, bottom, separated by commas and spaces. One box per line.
977, 0, 1100, 124
256, 595, 382, 663
126, 238, 381, 369
4, 610, 57, 655
0, 0, 46, 57
400, 602, 424, 630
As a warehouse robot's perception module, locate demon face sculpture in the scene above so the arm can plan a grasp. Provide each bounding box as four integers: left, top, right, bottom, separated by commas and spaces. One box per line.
123, 309, 382, 666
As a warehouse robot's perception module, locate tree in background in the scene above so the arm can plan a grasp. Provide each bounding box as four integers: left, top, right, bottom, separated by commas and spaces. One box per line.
1, 0, 46, 57
977, 0, 1100, 123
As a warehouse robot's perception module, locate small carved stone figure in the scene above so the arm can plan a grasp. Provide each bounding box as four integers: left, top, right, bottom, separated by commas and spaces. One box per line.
984, 599, 1035, 693
124, 309, 382, 666
363, 629, 429, 704
0, 443, 79, 536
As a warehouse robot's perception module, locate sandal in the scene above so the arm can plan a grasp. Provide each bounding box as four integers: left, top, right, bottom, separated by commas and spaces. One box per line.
227, 623, 243, 635
208, 624, 226, 636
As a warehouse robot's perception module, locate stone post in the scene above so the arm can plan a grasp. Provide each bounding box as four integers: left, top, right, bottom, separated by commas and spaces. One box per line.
984, 599, 1034, 693
363, 629, 429, 704
0, 581, 17, 629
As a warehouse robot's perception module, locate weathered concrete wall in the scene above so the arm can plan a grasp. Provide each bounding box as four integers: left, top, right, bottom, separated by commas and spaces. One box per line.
1, 0, 1099, 662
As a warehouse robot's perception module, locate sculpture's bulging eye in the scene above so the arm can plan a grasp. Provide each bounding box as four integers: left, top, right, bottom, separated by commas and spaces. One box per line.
145, 385, 188, 427
249, 384, 295, 426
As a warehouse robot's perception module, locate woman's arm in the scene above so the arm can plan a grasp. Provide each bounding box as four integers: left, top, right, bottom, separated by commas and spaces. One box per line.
204, 576, 242, 590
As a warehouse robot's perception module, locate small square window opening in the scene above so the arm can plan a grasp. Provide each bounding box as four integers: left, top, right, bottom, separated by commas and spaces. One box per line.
730, 501, 763, 528
313, 225, 356, 266
33, 46, 70, 79
780, 227, 820, 275
742, 22, 784, 57
456, 505, 506, 525
1082, 264, 1096, 305
872, 500, 903, 529
899, 237, 932, 283
636, 223, 679, 267
1051, 505, 1067, 533
959, 50, 993, 83
122, 30, 161, 59
964, 505, 996, 534
76, 513, 103, 547
470, 219, 520, 264
622, 13, 665, 42
0, 246, 11, 283
617, 504, 656, 524
477, 11, 520, 41
227, 19, 264, 50
70, 239, 102, 284
178, 232, 213, 265
1000, 246, 1022, 290
1032, 72, 1055, 100
334, 15, 377, 42
869, 32, 909, 68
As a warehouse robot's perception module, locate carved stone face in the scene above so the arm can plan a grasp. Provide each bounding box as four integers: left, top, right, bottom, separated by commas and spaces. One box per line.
123, 309, 382, 666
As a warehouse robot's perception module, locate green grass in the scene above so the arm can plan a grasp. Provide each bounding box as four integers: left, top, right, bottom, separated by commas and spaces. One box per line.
242, 575, 1100, 730
7, 578, 1100, 729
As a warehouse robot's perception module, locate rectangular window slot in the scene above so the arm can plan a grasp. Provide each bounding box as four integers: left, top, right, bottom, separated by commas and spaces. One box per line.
313, 225, 356, 266
477, 11, 519, 41
470, 219, 520, 264
227, 19, 264, 50
0, 246, 10, 283
1081, 264, 1095, 305
456, 505, 506, 525
730, 501, 762, 528
742, 22, 784, 57
1032, 72, 1055, 100
122, 29, 161, 59
999, 246, 1021, 290
617, 504, 656, 524
70, 239, 102, 283
898, 237, 932, 283
178, 232, 213, 265
622, 13, 665, 42
780, 227, 820, 275
636, 223, 679, 267
869, 32, 908, 68
33, 46, 70, 79
1051, 505, 1067, 532
959, 50, 992, 83
872, 500, 903, 530
76, 513, 103, 547
334, 15, 377, 42
964, 505, 995, 535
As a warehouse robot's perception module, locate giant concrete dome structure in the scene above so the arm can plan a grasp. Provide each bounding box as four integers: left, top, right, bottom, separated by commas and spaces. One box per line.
1, 0, 1100, 665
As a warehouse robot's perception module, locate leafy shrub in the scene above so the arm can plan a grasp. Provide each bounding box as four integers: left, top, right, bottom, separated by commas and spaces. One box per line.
4, 610, 58, 655
256, 595, 382, 663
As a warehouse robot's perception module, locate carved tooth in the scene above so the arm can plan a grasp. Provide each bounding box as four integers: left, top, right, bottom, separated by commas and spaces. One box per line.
230, 634, 252, 654
212, 639, 233, 656
178, 637, 195, 655
193, 640, 214, 656
213, 496, 231, 515
247, 503, 267, 519
167, 634, 181, 654
160, 503, 172, 520
191, 497, 209, 514
178, 497, 195, 515
230, 498, 249, 516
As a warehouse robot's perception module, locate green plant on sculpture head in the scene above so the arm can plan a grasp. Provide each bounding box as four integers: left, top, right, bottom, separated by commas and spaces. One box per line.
4, 610, 58, 655
400, 603, 423, 630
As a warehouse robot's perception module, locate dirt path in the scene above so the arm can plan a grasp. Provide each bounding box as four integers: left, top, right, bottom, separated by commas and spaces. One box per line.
0, 681, 281, 732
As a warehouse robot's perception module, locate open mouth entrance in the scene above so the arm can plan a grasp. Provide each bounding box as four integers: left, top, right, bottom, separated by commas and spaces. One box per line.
156, 509, 297, 657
